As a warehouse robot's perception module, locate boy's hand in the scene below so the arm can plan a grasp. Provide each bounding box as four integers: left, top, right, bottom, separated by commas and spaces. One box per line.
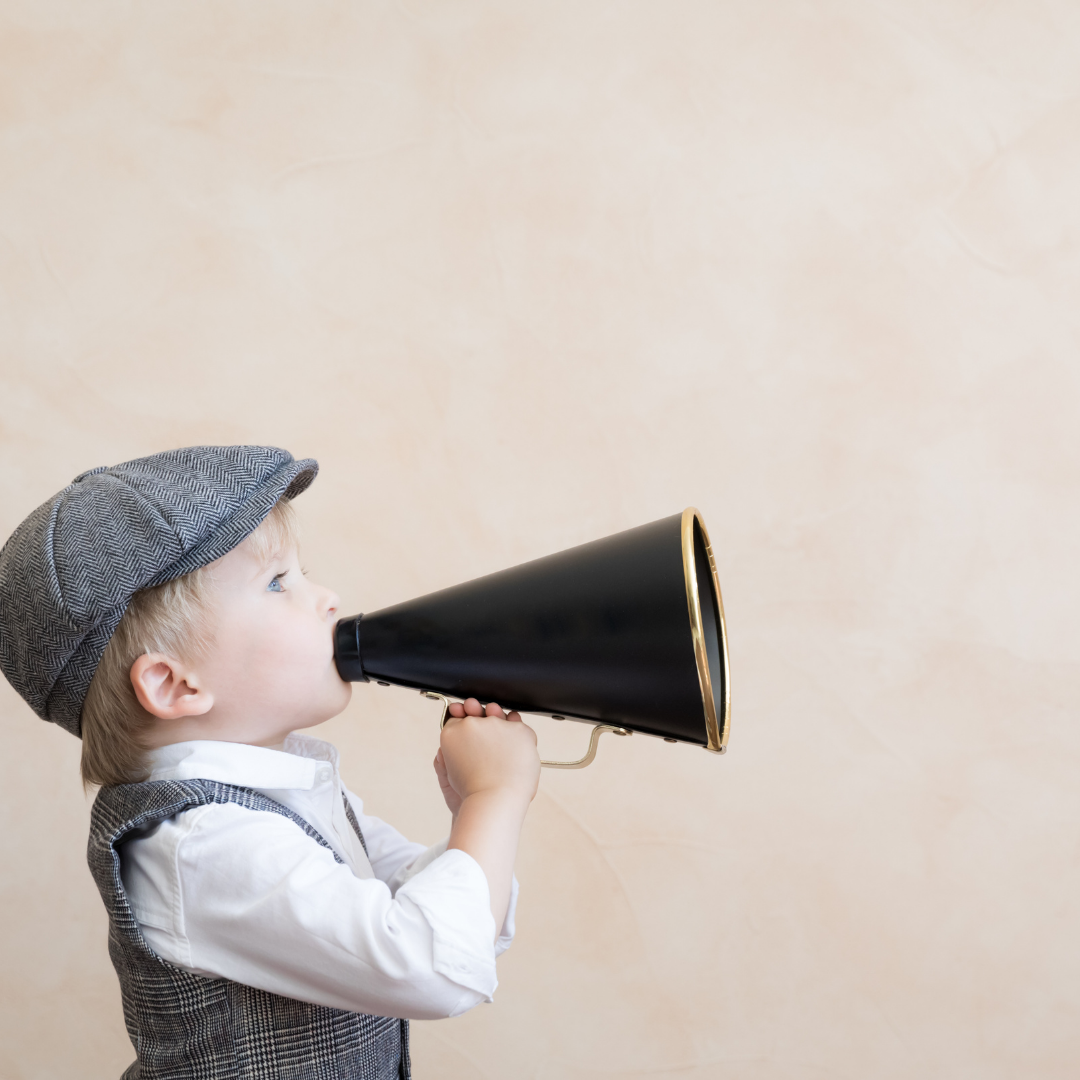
433, 747, 463, 817
437, 698, 539, 810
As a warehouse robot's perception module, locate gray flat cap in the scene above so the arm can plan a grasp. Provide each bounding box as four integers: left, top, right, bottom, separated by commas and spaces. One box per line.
0, 445, 317, 737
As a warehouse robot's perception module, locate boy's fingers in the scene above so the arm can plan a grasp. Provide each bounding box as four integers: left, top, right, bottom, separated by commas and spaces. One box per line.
450, 697, 521, 720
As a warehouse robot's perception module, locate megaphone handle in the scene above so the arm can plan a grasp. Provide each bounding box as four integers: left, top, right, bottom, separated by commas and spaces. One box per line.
540, 722, 632, 769
421, 692, 631, 770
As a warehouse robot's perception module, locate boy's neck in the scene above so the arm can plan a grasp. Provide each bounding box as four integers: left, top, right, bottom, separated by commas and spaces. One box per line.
142, 713, 302, 754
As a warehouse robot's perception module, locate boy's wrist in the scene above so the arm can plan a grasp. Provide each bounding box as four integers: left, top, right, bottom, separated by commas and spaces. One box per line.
456, 786, 532, 821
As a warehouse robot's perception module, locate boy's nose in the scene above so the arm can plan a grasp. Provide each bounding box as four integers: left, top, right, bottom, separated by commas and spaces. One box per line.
321, 588, 341, 620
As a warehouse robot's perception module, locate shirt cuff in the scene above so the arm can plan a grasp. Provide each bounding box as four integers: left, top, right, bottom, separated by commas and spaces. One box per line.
392, 840, 519, 950
394, 848, 498, 1000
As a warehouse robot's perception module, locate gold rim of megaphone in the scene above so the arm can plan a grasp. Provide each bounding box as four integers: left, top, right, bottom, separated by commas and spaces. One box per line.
682, 508, 731, 754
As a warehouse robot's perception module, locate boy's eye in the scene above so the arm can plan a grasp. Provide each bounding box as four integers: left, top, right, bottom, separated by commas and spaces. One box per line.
267, 573, 286, 593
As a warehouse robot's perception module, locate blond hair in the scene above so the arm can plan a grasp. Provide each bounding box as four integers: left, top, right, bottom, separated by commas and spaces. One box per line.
80, 500, 298, 789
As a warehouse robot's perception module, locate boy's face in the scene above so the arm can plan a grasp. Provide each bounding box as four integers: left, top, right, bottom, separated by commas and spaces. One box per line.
171, 532, 352, 748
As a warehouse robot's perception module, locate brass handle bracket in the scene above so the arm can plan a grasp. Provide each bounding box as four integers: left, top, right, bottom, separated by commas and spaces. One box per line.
540, 722, 631, 769
421, 691, 631, 770
423, 691, 455, 729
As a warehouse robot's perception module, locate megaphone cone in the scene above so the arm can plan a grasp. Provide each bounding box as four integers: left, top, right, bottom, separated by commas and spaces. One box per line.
335, 508, 730, 764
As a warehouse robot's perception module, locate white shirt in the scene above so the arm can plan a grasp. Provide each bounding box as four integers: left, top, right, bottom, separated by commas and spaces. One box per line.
119, 735, 517, 1020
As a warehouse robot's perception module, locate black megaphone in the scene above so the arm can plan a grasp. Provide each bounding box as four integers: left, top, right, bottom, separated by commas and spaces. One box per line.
334, 508, 730, 768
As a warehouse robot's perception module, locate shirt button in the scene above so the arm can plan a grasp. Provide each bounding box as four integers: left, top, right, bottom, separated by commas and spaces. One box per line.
316, 767, 333, 783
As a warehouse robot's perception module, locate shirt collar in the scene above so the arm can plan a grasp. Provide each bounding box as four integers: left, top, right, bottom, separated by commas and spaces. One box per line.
146, 734, 338, 790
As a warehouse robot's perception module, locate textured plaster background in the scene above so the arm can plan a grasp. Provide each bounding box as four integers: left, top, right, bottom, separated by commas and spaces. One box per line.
2, 1, 1079, 1077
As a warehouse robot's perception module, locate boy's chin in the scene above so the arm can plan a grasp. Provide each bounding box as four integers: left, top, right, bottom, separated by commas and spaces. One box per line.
332, 679, 353, 712
306, 681, 353, 726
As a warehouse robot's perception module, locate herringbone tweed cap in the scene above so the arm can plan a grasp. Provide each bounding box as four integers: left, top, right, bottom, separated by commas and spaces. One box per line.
0, 445, 317, 737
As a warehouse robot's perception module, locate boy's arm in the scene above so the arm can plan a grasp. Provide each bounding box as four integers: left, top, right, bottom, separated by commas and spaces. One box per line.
437, 698, 540, 936
121, 801, 507, 1019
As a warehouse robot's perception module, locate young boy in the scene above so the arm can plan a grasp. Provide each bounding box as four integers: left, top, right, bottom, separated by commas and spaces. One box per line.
0, 445, 540, 1080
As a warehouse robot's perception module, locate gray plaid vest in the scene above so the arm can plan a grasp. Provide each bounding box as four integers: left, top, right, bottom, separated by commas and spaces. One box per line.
88, 778, 411, 1080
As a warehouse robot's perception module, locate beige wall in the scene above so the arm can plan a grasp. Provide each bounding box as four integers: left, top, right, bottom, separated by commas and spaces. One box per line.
3, 1, 1079, 1077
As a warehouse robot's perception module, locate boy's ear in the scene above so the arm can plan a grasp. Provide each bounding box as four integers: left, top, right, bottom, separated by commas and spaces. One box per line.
130, 653, 214, 720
